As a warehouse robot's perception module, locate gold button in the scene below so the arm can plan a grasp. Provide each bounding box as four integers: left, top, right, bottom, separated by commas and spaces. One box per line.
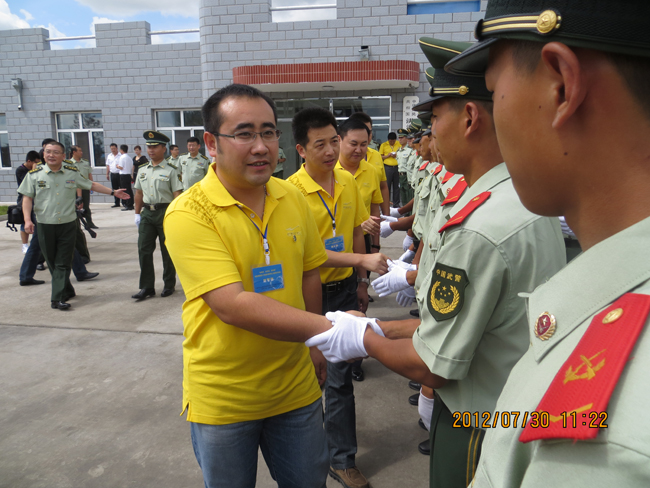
602, 308, 623, 324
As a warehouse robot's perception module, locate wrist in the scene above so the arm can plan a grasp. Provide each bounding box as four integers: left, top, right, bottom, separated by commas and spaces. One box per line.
357, 277, 369, 286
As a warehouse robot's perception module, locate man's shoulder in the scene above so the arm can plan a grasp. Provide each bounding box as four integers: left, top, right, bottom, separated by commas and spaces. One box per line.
28, 165, 43, 174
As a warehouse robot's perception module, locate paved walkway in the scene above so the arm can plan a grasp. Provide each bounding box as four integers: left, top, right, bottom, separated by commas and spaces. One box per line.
0, 203, 429, 488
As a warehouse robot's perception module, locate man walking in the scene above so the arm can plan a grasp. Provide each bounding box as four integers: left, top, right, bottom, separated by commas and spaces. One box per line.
179, 136, 210, 191
105, 143, 121, 208
116, 144, 134, 210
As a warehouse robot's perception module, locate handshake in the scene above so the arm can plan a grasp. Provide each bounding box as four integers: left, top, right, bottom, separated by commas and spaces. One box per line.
306, 311, 385, 362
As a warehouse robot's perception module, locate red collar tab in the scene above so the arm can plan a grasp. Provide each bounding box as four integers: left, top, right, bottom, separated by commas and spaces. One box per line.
438, 192, 490, 233
441, 177, 467, 206
433, 164, 443, 176
520, 293, 650, 443
442, 171, 455, 184
419, 161, 429, 171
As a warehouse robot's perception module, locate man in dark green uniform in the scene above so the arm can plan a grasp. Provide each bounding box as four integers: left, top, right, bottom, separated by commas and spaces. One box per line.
19, 141, 128, 310
132, 131, 183, 300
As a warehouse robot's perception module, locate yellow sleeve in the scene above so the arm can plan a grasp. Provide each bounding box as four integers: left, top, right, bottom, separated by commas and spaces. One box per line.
353, 183, 369, 226
379, 142, 388, 156
370, 167, 383, 205
164, 207, 242, 301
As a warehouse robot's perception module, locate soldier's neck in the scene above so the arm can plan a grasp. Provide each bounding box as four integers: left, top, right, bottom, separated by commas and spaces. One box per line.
151, 158, 164, 166
190, 152, 199, 158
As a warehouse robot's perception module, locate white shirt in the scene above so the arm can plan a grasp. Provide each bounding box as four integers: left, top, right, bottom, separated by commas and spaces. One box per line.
118, 153, 133, 175
107, 153, 120, 174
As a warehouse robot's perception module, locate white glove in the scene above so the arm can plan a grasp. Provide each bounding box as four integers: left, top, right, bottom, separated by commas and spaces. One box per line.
381, 215, 398, 223
365, 317, 386, 338
305, 311, 369, 362
390, 259, 417, 272
135, 214, 141, 228
399, 249, 416, 264
403, 234, 414, 252
390, 207, 402, 218
371, 264, 410, 297
396, 287, 416, 307
380, 221, 395, 238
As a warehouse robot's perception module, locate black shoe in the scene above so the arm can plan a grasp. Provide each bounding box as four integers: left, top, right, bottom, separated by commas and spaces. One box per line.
77, 272, 99, 282
409, 380, 421, 391
160, 288, 175, 298
51, 301, 71, 310
368, 296, 374, 303
409, 393, 419, 406
36, 263, 46, 271
351, 366, 365, 382
88, 223, 99, 229
111, 204, 121, 208
418, 418, 427, 431
409, 309, 420, 317
20, 278, 45, 286
132, 288, 156, 300
121, 207, 133, 211
418, 439, 430, 455
81, 256, 90, 264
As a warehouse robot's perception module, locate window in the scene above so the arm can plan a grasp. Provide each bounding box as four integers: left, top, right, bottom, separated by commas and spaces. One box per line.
155, 110, 206, 156
56, 112, 105, 166
271, 0, 336, 23
0, 114, 10, 168
407, 0, 480, 15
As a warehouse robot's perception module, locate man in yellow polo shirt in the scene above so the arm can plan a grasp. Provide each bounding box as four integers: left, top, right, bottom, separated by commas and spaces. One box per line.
164, 84, 336, 487
288, 107, 389, 488
379, 132, 401, 205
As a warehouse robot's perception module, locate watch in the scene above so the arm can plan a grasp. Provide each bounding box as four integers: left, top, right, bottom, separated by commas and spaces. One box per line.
357, 277, 370, 285
110, 190, 115, 196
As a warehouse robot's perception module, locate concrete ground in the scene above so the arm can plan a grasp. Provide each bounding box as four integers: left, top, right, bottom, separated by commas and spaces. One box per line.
0, 203, 429, 488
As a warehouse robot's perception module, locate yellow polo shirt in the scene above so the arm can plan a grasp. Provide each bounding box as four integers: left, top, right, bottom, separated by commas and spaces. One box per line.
379, 140, 401, 166
164, 165, 327, 425
365, 147, 387, 182
336, 159, 383, 214
288, 164, 369, 284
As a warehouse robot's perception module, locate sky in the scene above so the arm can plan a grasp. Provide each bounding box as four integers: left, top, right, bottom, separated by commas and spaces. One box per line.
0, 0, 335, 48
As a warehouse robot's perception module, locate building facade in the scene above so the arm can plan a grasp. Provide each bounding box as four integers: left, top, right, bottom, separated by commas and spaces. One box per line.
0, 0, 486, 202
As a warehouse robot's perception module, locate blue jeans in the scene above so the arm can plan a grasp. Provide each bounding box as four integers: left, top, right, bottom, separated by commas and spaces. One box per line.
190, 398, 328, 488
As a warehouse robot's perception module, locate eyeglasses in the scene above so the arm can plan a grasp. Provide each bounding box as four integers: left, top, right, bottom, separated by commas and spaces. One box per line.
215, 129, 282, 145
44, 150, 63, 155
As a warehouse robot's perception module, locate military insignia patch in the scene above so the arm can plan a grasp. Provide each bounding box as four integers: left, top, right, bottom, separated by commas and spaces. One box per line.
427, 263, 468, 321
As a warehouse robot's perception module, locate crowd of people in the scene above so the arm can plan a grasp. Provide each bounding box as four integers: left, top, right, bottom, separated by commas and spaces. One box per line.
12, 1, 650, 485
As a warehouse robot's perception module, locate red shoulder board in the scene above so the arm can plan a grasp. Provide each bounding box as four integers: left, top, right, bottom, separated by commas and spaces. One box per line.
441, 171, 455, 184
438, 192, 490, 233
419, 161, 429, 171
441, 177, 467, 206
520, 293, 650, 443
433, 164, 443, 176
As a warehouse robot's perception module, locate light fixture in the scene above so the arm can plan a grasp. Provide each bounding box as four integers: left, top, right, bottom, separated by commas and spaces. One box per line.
11, 78, 23, 110
322, 85, 335, 91
359, 46, 369, 61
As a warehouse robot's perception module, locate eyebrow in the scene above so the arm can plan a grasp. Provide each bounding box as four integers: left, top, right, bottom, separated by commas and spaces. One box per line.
233, 121, 276, 131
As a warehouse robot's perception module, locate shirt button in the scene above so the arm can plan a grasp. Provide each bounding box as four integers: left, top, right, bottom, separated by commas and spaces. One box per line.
250, 213, 255, 219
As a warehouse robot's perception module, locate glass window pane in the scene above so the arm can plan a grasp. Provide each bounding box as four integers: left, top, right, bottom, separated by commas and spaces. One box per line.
156, 111, 181, 128
372, 123, 390, 146
175, 130, 191, 152
75, 132, 91, 162
183, 110, 203, 127
0, 114, 6, 131
56, 113, 80, 130
359, 98, 391, 117
159, 130, 173, 156
92, 132, 105, 167
276, 99, 330, 119
82, 113, 103, 129
58, 132, 73, 155
0, 133, 10, 168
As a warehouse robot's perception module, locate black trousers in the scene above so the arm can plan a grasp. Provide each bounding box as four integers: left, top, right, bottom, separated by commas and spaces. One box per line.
119, 174, 134, 208
37, 221, 77, 302
384, 164, 400, 206
81, 189, 94, 225
110, 173, 121, 205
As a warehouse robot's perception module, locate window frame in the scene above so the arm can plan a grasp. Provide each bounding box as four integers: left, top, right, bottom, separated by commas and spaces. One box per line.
55, 111, 105, 167
154, 109, 206, 156
0, 113, 10, 169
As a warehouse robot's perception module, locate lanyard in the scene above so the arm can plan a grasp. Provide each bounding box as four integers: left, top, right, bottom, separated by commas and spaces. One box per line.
317, 191, 337, 238
237, 206, 271, 265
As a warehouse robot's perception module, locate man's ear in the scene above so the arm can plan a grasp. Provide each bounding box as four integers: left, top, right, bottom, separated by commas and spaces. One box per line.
540, 42, 587, 129
296, 143, 307, 160
463, 101, 482, 138
204, 132, 218, 159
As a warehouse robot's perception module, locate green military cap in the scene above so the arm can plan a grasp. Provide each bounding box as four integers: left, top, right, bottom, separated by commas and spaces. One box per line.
446, 0, 650, 76
397, 128, 409, 137
414, 137, 422, 144
143, 130, 170, 146
409, 118, 422, 132
414, 38, 492, 112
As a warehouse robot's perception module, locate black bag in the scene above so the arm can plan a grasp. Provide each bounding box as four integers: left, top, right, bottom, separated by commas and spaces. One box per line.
6, 205, 24, 232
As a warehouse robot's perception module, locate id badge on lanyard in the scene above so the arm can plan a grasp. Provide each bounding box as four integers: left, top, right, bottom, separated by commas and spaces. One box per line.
318, 191, 343, 252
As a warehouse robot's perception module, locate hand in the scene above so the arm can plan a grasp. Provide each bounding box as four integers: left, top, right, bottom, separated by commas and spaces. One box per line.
396, 287, 416, 307
24, 221, 35, 234
399, 249, 416, 264
371, 264, 409, 297
403, 234, 414, 252
114, 188, 129, 200
135, 214, 141, 228
361, 253, 389, 275
305, 311, 370, 362
343, 310, 386, 338
381, 215, 398, 223
390, 207, 402, 218
309, 347, 327, 386
357, 285, 369, 314
361, 216, 380, 236
106, 175, 109, 181
380, 221, 394, 238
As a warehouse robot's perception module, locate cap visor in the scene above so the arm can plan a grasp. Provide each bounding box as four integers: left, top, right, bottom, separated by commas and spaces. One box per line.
145, 142, 165, 146
444, 38, 498, 76
422, 129, 432, 137
413, 95, 446, 112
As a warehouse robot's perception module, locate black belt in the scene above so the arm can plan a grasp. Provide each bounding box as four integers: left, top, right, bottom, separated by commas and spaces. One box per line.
322, 274, 356, 294
143, 203, 169, 211
399, 171, 407, 175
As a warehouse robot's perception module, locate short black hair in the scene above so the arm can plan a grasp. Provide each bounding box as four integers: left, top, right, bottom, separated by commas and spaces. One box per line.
134, 145, 141, 150
187, 136, 200, 145
387, 132, 397, 140
26, 150, 40, 162
202, 84, 277, 135
41, 138, 56, 147
292, 107, 338, 148
44, 141, 65, 152
169, 144, 178, 151
338, 118, 371, 140
110, 143, 118, 148
120, 144, 128, 152
348, 112, 373, 126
